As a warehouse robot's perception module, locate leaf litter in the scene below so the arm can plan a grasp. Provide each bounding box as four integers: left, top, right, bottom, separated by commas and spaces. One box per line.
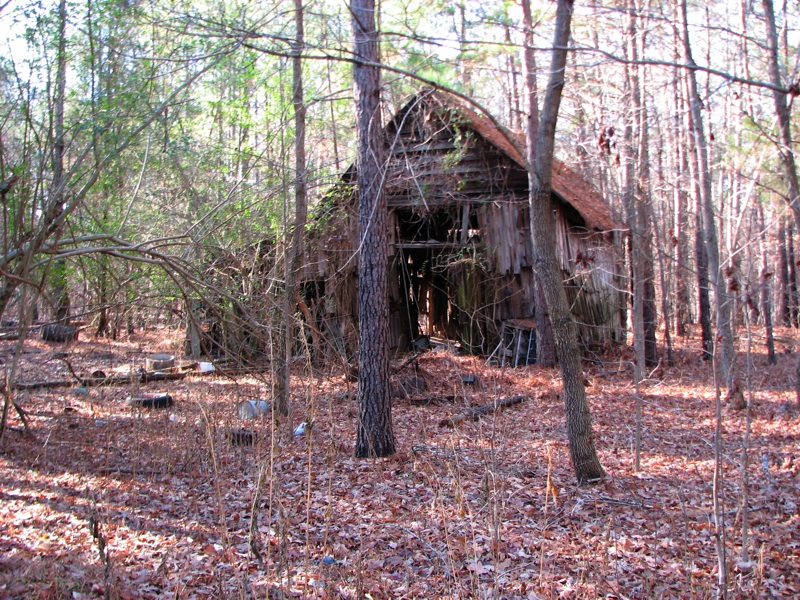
0, 327, 798, 598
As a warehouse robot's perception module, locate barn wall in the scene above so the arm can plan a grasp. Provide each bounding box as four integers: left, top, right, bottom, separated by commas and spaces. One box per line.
302, 92, 624, 359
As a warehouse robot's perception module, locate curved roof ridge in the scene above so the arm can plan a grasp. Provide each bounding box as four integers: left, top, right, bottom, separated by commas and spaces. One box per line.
407, 89, 616, 232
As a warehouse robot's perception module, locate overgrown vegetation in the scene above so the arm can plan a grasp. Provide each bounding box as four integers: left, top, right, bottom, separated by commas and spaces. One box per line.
2, 0, 800, 596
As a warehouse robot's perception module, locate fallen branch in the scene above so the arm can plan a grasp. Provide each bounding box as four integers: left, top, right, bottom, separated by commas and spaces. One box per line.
393, 351, 424, 374
439, 394, 528, 427
407, 395, 457, 406
5, 367, 226, 391
7, 378, 76, 390
97, 467, 167, 476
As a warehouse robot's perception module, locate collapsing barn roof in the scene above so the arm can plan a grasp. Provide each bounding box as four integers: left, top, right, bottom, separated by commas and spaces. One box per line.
382, 89, 616, 232
306, 89, 624, 360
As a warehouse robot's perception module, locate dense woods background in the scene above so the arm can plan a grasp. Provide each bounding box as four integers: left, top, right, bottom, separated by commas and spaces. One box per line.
1, 0, 800, 598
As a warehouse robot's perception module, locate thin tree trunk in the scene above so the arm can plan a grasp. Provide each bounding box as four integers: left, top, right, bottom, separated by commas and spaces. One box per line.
758, 203, 777, 364
352, 0, 395, 458
53, 0, 67, 202
275, 0, 308, 418
620, 9, 646, 471
504, 20, 522, 130
762, 0, 800, 227
695, 200, 714, 358
680, 0, 739, 406
763, 0, 800, 407
326, 63, 342, 172
778, 217, 790, 326
96, 281, 109, 337
674, 19, 704, 352
50, 0, 70, 327
521, 0, 554, 367
788, 220, 799, 326
521, 0, 539, 140
654, 208, 674, 366
673, 120, 690, 337
523, 0, 604, 483
670, 52, 691, 338
680, 3, 730, 595
457, 3, 472, 96
633, 17, 658, 369
623, 2, 658, 369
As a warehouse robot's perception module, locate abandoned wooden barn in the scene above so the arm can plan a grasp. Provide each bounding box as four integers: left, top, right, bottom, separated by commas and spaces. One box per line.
304, 89, 624, 361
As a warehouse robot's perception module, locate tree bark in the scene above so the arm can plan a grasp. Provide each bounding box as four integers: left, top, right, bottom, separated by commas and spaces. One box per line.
521, 0, 555, 367
758, 203, 777, 364
680, 0, 739, 402
625, 3, 658, 368
534, 277, 556, 366
789, 220, 799, 326
694, 169, 714, 359
763, 0, 800, 394
672, 64, 690, 338
621, 2, 657, 380
778, 217, 791, 325
352, 0, 395, 458
275, 0, 308, 418
523, 0, 604, 483
762, 0, 800, 225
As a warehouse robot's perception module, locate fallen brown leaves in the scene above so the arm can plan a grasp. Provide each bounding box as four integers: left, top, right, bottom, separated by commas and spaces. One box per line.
0, 328, 798, 598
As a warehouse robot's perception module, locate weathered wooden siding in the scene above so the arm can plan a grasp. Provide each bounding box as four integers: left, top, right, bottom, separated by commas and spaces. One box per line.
304, 90, 625, 358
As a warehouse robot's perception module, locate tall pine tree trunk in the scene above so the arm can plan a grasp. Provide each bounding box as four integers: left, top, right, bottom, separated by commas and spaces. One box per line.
523, 0, 604, 483
352, 0, 395, 458
675, 26, 712, 356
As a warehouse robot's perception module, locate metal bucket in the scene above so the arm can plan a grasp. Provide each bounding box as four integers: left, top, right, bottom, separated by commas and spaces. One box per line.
237, 400, 271, 420
146, 353, 175, 371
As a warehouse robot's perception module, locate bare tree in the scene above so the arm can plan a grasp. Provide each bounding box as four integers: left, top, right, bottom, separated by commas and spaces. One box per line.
762, 0, 800, 404
275, 0, 309, 418
621, 1, 658, 370
679, 0, 741, 408
521, 0, 555, 368
523, 0, 604, 483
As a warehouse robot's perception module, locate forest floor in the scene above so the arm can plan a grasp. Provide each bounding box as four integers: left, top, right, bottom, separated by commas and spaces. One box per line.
0, 326, 799, 599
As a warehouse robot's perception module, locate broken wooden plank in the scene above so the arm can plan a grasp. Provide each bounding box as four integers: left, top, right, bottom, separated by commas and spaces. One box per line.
438, 394, 528, 428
